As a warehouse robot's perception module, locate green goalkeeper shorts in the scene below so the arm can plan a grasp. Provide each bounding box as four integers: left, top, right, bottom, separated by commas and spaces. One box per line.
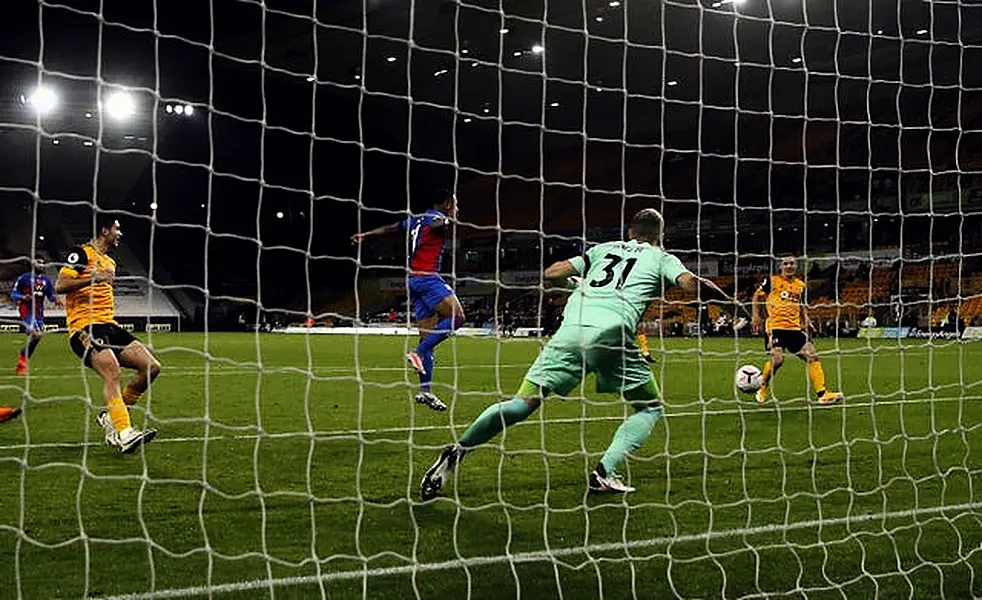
524, 324, 659, 397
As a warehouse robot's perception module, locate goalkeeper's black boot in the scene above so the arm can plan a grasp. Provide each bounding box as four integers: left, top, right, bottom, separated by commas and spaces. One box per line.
420, 444, 464, 501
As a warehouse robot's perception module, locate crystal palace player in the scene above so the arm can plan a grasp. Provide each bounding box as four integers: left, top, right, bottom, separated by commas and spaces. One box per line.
11, 260, 58, 375
419, 209, 732, 499
351, 193, 464, 412
751, 254, 843, 405
55, 216, 159, 453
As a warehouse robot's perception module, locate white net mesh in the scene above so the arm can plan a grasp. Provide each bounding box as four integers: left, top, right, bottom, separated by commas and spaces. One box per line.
1, 0, 982, 598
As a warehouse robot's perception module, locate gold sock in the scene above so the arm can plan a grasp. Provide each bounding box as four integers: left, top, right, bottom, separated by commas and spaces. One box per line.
760, 361, 773, 394
808, 361, 827, 397
122, 384, 142, 406
107, 396, 131, 432
637, 333, 649, 354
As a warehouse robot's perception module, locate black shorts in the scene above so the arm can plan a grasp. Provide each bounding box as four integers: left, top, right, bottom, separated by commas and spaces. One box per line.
69, 323, 137, 368
766, 329, 808, 354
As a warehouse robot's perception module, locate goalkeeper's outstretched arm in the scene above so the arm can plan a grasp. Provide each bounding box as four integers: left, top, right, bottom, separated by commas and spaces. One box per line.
677, 272, 731, 303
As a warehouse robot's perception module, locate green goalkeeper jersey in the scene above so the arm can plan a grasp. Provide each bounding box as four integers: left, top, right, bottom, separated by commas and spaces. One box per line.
564, 240, 690, 332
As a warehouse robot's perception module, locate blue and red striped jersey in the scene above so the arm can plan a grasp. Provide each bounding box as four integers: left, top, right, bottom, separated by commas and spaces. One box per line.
399, 209, 448, 274
11, 273, 55, 320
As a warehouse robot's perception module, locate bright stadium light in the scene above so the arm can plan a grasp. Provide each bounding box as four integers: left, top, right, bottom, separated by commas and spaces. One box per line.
165, 104, 173, 113
184, 104, 194, 116
150, 202, 158, 210
104, 91, 136, 121
23, 85, 58, 115
276, 211, 284, 219
175, 104, 185, 115
531, 44, 544, 54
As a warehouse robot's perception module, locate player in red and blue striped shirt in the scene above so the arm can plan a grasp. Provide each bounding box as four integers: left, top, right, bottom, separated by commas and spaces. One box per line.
352, 193, 465, 411
11, 262, 58, 376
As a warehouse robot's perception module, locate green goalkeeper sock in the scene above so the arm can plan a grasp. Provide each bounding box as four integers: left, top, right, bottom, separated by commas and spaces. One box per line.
599, 406, 663, 475
459, 396, 537, 449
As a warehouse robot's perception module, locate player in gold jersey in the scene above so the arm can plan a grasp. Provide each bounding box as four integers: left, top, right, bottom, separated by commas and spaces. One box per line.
751, 255, 843, 406
636, 302, 659, 363
55, 216, 159, 453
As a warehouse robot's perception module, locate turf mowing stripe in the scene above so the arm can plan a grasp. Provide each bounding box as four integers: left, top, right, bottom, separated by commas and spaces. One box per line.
1, 392, 979, 452
90, 500, 982, 600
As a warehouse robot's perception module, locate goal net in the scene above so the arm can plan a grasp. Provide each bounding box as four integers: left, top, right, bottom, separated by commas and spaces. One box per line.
2, 0, 982, 598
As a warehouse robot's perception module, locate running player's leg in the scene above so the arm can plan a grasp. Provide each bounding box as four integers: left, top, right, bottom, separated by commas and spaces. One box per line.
797, 340, 842, 404
88, 347, 131, 441
637, 326, 654, 363
0, 406, 22, 423
118, 340, 163, 406
757, 335, 785, 403
72, 328, 156, 453
408, 278, 464, 410
15, 318, 43, 374
416, 291, 465, 364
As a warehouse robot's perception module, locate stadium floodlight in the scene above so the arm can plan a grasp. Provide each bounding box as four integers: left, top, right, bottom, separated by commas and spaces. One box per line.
22, 85, 58, 115
165, 104, 173, 113
104, 91, 136, 121
184, 104, 194, 116
150, 202, 158, 210
276, 211, 284, 219
175, 104, 185, 115
531, 44, 544, 54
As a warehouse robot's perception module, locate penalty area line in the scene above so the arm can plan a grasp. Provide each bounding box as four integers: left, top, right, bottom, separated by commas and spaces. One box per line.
92, 500, 982, 600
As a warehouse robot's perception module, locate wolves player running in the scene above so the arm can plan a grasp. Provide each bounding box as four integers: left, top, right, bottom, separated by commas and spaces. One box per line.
351, 192, 464, 412
11, 260, 58, 375
419, 209, 732, 499
56, 216, 159, 453
751, 254, 843, 405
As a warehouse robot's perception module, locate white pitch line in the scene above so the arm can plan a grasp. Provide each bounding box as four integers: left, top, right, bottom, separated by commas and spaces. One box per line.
0, 356, 770, 381
0, 393, 977, 452
0, 364, 532, 382
91, 500, 982, 600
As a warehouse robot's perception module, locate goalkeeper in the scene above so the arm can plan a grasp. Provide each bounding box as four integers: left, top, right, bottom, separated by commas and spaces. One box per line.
421, 209, 731, 499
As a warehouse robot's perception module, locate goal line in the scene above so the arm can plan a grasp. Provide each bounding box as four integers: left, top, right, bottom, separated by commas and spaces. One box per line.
91, 500, 982, 600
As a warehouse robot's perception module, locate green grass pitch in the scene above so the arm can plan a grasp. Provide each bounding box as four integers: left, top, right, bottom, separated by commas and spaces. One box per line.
1, 332, 981, 599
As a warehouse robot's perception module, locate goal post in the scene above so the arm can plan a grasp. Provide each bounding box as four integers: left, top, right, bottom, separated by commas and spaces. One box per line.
2, 1, 982, 599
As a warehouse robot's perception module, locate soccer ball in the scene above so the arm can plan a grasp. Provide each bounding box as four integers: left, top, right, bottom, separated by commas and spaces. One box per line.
735, 365, 763, 394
